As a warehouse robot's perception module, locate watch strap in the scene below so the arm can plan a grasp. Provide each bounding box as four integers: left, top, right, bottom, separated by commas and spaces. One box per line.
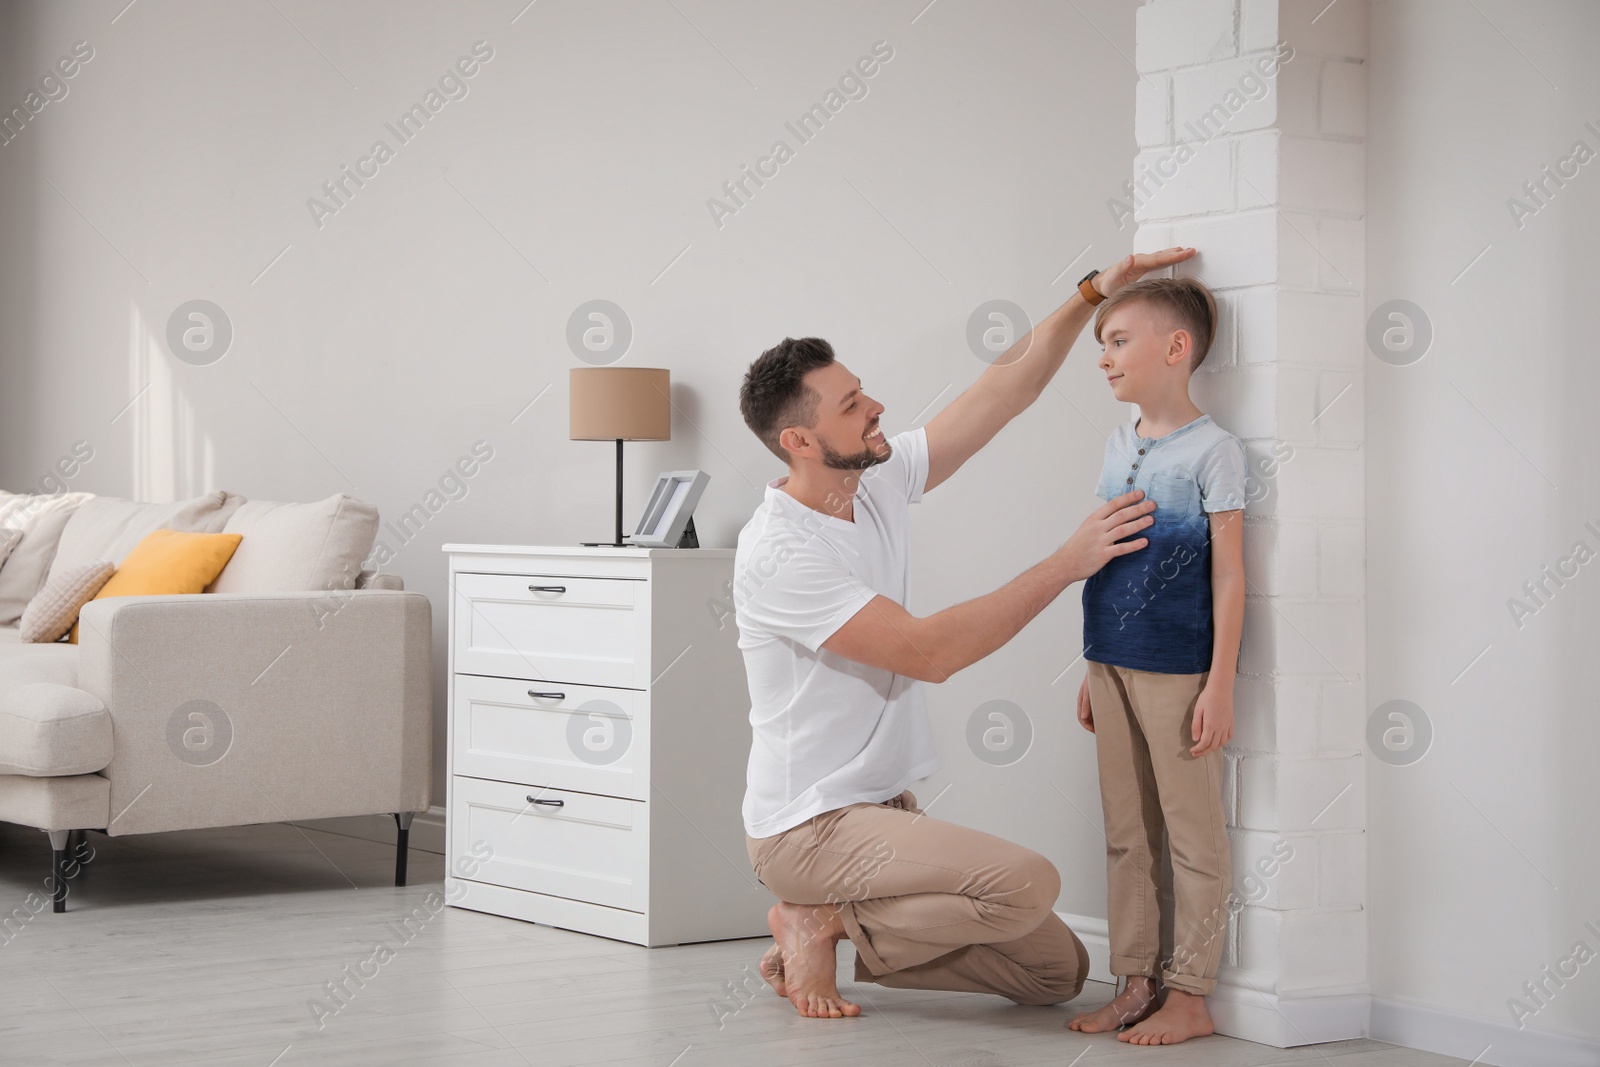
1078, 269, 1105, 306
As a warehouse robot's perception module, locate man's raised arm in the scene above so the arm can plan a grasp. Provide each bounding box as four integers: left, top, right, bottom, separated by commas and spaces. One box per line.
822, 490, 1156, 682
921, 247, 1196, 494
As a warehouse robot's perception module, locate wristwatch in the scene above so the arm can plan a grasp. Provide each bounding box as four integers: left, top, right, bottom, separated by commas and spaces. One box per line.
1078, 269, 1105, 306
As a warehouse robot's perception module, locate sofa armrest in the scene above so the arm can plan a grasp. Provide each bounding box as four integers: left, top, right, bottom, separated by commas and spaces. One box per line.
76, 591, 432, 836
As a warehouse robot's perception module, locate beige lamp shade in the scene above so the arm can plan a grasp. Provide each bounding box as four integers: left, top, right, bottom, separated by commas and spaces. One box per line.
569, 367, 672, 441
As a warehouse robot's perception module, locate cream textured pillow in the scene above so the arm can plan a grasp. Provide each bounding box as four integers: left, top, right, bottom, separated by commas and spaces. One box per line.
19, 561, 114, 643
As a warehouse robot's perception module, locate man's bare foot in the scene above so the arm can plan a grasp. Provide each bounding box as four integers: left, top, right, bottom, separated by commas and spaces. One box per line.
1067, 976, 1157, 1033
1118, 988, 1215, 1045
758, 943, 787, 997
767, 902, 861, 1018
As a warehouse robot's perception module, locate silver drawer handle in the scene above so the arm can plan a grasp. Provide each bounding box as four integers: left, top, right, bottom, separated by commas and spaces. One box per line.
528, 585, 566, 594
527, 690, 566, 700
527, 796, 564, 808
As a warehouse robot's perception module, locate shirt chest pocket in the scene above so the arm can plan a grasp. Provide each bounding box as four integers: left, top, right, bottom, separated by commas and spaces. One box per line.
1148, 468, 1201, 519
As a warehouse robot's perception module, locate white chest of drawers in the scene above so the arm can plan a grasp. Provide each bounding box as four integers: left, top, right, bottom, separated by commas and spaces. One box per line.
442, 544, 773, 946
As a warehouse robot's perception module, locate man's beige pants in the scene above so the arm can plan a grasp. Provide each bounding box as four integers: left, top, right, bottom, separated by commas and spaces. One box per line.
1086, 660, 1231, 997
746, 790, 1088, 1006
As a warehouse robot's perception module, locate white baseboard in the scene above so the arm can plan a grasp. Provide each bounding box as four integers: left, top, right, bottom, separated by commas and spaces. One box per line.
299, 806, 446, 855
1208, 977, 1369, 1047
1371, 996, 1600, 1067
1055, 912, 1600, 1062
1057, 911, 1365, 1046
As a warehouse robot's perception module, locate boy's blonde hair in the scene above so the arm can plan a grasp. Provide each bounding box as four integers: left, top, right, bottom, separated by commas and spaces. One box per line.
1093, 276, 1219, 371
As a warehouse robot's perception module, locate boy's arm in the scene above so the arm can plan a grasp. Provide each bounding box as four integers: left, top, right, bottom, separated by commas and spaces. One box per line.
1192, 508, 1245, 756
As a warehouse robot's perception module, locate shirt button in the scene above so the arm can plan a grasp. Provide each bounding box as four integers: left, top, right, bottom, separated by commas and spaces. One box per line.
1138, 449, 1146, 455
1126, 477, 1133, 484
1131, 464, 1138, 470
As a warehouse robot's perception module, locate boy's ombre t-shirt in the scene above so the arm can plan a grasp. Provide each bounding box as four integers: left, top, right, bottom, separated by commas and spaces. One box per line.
1082, 414, 1248, 675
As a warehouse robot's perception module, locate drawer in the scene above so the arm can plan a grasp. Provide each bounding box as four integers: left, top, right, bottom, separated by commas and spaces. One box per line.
453, 571, 648, 689
450, 776, 647, 912
453, 675, 646, 800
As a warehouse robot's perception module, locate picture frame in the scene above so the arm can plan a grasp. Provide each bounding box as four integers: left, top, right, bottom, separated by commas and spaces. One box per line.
629, 469, 710, 548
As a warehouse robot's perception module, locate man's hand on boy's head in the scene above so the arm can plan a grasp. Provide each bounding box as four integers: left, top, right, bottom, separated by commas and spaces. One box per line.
1093, 246, 1198, 298
1190, 684, 1234, 757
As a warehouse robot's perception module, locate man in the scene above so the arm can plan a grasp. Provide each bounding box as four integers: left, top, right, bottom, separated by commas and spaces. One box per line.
733, 246, 1197, 1019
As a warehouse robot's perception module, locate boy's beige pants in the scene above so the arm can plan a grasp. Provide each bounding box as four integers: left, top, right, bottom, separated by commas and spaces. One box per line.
746, 790, 1089, 1006
1086, 660, 1232, 996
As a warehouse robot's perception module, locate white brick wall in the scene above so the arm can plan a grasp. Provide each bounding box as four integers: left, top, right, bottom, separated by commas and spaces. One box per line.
1230, 828, 1317, 910
1239, 597, 1363, 676
1319, 60, 1366, 136
1135, 0, 1238, 72
1132, 0, 1368, 1027
1237, 754, 1365, 831
1240, 518, 1317, 598
1236, 906, 1367, 992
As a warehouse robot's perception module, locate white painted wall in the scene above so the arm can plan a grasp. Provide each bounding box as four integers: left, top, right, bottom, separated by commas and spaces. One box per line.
0, 1, 1139, 915
1367, 0, 1600, 1049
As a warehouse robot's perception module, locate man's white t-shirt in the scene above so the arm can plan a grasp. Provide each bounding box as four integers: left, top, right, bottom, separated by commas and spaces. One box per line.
734, 426, 940, 839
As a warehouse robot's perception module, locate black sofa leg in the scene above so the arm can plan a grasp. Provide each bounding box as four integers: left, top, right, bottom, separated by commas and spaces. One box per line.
69, 829, 87, 877
47, 830, 69, 913
392, 813, 414, 887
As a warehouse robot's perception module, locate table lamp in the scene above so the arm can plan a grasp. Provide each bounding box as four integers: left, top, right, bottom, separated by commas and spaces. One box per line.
569, 367, 671, 547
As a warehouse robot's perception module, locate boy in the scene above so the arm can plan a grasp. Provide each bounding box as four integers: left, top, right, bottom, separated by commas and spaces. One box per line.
1066, 277, 1247, 1045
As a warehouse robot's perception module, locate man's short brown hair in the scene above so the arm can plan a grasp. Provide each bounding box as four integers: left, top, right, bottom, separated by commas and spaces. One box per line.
740, 336, 836, 463
1093, 276, 1219, 371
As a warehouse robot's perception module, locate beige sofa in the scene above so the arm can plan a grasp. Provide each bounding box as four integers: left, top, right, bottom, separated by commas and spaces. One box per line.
0, 489, 432, 913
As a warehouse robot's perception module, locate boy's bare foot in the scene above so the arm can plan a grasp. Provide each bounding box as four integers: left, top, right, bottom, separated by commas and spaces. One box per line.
1118, 988, 1215, 1045
758, 943, 787, 997
1067, 975, 1157, 1033
767, 901, 861, 1018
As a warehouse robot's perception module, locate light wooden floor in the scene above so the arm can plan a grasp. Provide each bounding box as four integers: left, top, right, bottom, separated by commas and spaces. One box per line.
0, 821, 1466, 1067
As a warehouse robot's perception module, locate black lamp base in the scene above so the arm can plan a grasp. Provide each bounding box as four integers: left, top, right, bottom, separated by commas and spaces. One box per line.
578, 439, 701, 549
581, 438, 632, 548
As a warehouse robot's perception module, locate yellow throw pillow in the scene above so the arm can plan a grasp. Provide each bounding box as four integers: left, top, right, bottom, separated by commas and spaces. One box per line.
70, 529, 243, 644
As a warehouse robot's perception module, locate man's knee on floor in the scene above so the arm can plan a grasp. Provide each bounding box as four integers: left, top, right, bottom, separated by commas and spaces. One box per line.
1015, 937, 1089, 1006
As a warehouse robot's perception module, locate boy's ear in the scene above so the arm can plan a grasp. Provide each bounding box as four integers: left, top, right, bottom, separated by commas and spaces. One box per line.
1167, 328, 1192, 367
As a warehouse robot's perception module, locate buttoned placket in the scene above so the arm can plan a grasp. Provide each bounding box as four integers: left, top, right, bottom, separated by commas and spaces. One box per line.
1123, 415, 1209, 488
1124, 441, 1150, 488
1120, 428, 1158, 489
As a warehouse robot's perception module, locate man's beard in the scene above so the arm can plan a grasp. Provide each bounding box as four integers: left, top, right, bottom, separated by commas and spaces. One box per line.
820, 432, 890, 471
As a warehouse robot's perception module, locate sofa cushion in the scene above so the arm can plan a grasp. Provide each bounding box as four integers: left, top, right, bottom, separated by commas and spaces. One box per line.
71, 531, 243, 643
0, 625, 78, 689
0, 492, 94, 627
20, 561, 114, 643
0, 528, 20, 569
45, 491, 244, 589
209, 494, 379, 594
0, 681, 112, 776
0, 773, 111, 832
